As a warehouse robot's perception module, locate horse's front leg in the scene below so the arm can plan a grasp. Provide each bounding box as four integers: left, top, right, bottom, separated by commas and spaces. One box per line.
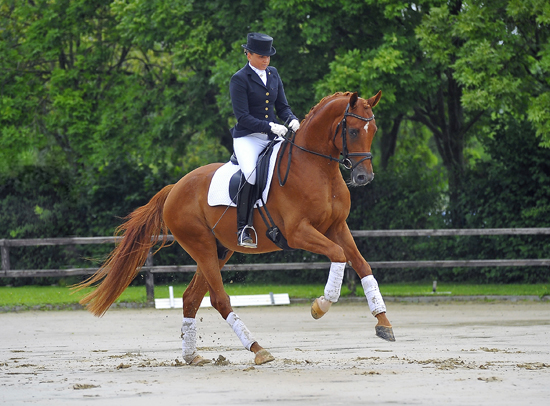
331, 223, 395, 341
285, 221, 350, 319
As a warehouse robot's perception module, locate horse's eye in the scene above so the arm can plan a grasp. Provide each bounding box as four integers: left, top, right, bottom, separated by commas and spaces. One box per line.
349, 129, 359, 138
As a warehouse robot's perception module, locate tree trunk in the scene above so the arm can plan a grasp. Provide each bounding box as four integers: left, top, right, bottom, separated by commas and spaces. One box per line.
412, 72, 468, 227
380, 114, 403, 170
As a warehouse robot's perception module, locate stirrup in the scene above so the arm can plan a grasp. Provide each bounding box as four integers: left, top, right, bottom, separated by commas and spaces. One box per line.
238, 225, 258, 249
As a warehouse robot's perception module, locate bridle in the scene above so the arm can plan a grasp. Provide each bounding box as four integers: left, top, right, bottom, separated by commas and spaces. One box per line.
277, 103, 375, 186
335, 104, 376, 170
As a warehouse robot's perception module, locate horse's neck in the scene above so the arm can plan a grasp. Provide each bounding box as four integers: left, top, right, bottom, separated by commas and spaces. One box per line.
295, 102, 343, 169
287, 123, 343, 188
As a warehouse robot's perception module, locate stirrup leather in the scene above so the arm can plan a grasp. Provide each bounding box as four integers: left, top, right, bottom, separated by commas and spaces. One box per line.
238, 225, 258, 248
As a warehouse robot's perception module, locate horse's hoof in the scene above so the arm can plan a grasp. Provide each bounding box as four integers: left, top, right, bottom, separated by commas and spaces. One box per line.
311, 298, 326, 319
189, 355, 211, 366
254, 349, 275, 365
311, 297, 331, 319
375, 325, 396, 342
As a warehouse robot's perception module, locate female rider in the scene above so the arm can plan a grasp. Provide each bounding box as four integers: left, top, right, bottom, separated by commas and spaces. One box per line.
229, 32, 300, 248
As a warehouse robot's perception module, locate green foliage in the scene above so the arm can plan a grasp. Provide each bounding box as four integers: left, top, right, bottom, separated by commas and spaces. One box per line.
417, 0, 550, 146
345, 121, 447, 283
453, 117, 550, 283
2, 0, 549, 286
0, 0, 224, 180
348, 123, 445, 232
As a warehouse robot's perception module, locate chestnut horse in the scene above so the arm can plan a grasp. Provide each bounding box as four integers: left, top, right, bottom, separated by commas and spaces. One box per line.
74, 91, 394, 366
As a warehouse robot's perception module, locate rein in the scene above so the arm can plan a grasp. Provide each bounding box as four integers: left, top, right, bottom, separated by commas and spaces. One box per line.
277, 103, 375, 186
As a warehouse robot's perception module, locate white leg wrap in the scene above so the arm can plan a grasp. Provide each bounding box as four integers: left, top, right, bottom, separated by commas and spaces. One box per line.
226, 312, 256, 351
324, 262, 346, 303
181, 317, 199, 364
361, 275, 387, 316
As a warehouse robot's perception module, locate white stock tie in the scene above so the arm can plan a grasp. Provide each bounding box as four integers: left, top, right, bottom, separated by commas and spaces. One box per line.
259, 72, 267, 86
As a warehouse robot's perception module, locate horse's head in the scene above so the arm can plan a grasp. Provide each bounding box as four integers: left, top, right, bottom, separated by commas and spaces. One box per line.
289, 90, 381, 187
333, 91, 381, 186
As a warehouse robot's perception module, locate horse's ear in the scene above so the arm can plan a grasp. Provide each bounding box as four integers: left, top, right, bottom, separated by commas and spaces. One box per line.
349, 92, 359, 108
367, 90, 382, 108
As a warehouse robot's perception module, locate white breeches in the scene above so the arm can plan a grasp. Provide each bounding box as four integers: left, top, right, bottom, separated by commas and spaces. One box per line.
233, 133, 271, 185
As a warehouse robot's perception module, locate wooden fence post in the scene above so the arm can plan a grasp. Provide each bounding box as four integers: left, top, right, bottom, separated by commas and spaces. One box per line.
345, 264, 357, 296
145, 250, 155, 304
1, 242, 10, 276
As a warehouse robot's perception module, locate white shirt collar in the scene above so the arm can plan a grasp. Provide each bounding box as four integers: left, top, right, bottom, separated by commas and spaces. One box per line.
249, 63, 267, 85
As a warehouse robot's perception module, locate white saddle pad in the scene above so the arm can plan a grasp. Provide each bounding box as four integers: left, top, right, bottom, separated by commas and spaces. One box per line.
207, 141, 282, 207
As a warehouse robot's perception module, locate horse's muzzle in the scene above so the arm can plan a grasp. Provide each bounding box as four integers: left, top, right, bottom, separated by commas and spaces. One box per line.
351, 169, 374, 186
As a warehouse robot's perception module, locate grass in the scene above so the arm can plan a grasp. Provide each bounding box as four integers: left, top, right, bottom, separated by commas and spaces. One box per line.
0, 282, 548, 308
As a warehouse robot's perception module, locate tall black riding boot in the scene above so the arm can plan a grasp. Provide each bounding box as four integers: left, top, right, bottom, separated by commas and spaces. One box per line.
236, 180, 257, 248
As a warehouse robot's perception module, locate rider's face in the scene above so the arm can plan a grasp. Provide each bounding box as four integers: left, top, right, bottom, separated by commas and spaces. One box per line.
247, 52, 270, 70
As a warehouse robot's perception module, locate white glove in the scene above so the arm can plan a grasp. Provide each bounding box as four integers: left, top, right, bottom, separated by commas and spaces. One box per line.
269, 122, 288, 137
289, 119, 300, 132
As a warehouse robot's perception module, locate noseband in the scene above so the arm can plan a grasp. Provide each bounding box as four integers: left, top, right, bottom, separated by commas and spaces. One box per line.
277, 103, 375, 186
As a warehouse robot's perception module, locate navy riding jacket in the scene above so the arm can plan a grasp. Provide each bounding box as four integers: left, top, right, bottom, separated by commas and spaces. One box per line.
229, 64, 297, 139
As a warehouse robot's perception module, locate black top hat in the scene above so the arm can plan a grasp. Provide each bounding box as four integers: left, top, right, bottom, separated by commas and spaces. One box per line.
241, 32, 276, 56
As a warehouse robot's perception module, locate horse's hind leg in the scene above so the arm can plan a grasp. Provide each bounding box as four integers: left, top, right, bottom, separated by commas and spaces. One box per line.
178, 237, 274, 365
180, 268, 211, 366
180, 254, 237, 366
203, 258, 275, 365
182, 266, 212, 318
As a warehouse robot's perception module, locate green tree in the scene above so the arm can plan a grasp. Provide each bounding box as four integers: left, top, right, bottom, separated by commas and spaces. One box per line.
0, 0, 230, 245
0, 0, 229, 178
2, 0, 548, 286
417, 0, 550, 221
314, 0, 550, 226
450, 117, 550, 283
447, 0, 550, 146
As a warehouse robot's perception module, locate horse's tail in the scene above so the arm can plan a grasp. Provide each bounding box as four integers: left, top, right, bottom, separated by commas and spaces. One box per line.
73, 184, 175, 317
